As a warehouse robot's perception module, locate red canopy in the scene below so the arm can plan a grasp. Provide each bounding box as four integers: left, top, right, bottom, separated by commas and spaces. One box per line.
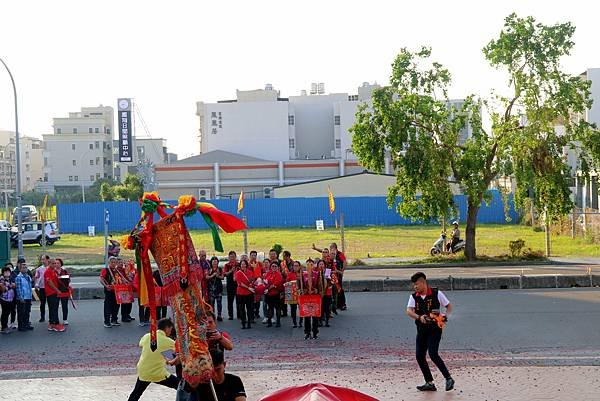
258, 383, 379, 401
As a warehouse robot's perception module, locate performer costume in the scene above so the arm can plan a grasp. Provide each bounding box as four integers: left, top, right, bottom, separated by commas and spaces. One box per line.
122, 193, 246, 389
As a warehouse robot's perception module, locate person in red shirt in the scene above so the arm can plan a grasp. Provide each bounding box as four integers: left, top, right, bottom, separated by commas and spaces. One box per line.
329, 243, 348, 311
206, 311, 234, 352
264, 261, 283, 328
55, 258, 72, 325
223, 251, 239, 321
285, 261, 302, 328
234, 260, 255, 329
99, 257, 121, 327
249, 251, 263, 319
44, 259, 65, 332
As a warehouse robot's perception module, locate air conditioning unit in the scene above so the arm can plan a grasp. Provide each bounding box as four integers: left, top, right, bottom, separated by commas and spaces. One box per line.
263, 187, 273, 199
198, 188, 212, 200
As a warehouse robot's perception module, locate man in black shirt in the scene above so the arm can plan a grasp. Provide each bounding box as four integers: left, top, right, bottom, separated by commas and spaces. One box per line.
185, 350, 246, 401
406, 272, 455, 392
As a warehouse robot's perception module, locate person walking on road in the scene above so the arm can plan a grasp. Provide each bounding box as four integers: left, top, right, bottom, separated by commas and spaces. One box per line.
100, 256, 121, 328
0, 265, 16, 334
406, 272, 455, 392
127, 318, 179, 401
45, 258, 65, 332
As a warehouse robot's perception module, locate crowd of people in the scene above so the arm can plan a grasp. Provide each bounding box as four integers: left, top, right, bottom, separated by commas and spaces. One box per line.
202, 242, 348, 339
0, 254, 72, 334
99, 242, 349, 341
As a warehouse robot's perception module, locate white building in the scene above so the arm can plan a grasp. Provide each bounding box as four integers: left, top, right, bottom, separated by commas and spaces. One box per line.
0, 131, 44, 192
196, 82, 381, 162
40, 106, 114, 192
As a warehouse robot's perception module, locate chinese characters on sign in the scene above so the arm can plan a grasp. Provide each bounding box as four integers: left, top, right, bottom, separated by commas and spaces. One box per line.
210, 110, 223, 134
118, 98, 133, 162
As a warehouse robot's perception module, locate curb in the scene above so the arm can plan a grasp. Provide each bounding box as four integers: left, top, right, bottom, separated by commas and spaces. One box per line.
71, 274, 600, 300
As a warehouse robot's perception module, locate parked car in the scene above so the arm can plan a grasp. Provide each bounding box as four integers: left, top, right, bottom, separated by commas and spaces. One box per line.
10, 220, 60, 247
11, 205, 38, 225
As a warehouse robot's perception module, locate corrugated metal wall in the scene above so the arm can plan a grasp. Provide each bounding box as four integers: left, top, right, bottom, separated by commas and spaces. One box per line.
57, 190, 517, 233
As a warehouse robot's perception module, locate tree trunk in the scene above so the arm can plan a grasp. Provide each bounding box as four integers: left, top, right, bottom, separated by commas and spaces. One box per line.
465, 197, 480, 261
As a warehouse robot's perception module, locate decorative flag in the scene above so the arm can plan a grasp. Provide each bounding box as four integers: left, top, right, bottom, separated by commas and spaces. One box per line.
237, 190, 244, 214
41, 194, 48, 222
328, 186, 335, 214
198, 202, 247, 252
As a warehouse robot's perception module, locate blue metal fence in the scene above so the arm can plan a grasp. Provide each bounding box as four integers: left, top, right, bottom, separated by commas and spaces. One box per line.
57, 190, 517, 233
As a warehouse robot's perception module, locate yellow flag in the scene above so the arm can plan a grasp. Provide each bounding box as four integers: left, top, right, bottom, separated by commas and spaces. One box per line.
328, 186, 335, 214
41, 194, 48, 222
237, 190, 244, 214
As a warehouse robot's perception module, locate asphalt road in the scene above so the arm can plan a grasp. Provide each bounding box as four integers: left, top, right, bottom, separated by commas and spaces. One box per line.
1, 288, 599, 380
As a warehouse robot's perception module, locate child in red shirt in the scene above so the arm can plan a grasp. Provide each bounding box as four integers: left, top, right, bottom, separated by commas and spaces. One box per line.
264, 261, 283, 328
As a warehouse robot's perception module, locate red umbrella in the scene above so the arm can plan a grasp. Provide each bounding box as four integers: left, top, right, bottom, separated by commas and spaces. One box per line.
258, 383, 379, 401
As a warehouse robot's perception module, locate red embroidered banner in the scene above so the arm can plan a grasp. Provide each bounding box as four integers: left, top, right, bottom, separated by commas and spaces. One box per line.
299, 294, 322, 317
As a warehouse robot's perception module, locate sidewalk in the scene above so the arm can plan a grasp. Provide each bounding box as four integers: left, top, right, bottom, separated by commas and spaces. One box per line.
3, 366, 599, 401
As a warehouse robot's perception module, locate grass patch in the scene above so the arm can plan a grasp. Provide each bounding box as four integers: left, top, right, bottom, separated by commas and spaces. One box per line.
11, 224, 600, 265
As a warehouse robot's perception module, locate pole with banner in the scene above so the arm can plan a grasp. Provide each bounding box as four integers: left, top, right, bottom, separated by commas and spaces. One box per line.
117, 98, 133, 164
104, 209, 109, 266
237, 190, 248, 255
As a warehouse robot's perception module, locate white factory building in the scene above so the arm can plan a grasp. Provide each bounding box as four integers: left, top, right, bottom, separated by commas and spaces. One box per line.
196, 82, 381, 162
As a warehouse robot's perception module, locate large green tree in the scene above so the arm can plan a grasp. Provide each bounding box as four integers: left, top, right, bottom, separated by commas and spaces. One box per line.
351, 13, 599, 260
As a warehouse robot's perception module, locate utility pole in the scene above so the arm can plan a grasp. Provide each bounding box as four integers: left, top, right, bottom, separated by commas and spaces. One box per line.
0, 57, 24, 259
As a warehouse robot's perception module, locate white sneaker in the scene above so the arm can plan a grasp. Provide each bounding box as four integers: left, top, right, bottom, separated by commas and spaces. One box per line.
63, 321, 69, 325
262, 318, 268, 324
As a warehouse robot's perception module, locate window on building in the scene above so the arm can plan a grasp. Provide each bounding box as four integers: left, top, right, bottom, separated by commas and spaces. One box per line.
96, 173, 101, 180
26, 164, 30, 171
72, 160, 76, 166
68, 176, 73, 182
89, 160, 94, 166
289, 138, 295, 148
104, 173, 108, 178
95, 141, 99, 149
211, 112, 217, 118
44, 173, 48, 182
96, 157, 100, 165
288, 115, 295, 125
25, 151, 29, 159
89, 143, 93, 150
73, 128, 78, 134
56, 128, 62, 134
334, 115, 341, 125
88, 128, 93, 133
106, 128, 111, 135
71, 144, 76, 150
94, 127, 99, 133
74, 176, 79, 181
90, 175, 94, 182
335, 139, 341, 149
44, 157, 48, 167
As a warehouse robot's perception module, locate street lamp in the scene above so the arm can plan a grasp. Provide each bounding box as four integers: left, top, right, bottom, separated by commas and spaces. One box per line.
0, 57, 24, 259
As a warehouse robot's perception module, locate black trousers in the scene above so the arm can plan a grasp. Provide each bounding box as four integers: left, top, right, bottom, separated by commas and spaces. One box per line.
38, 288, 47, 320
9, 299, 16, 324
138, 303, 150, 323
127, 375, 179, 401
17, 299, 32, 328
290, 304, 298, 326
266, 294, 281, 325
226, 287, 237, 319
304, 316, 319, 337
60, 297, 69, 320
156, 306, 168, 320
337, 275, 346, 309
0, 299, 15, 330
237, 294, 254, 326
121, 302, 133, 320
47, 294, 60, 325
321, 295, 332, 324
104, 290, 120, 324
416, 325, 451, 382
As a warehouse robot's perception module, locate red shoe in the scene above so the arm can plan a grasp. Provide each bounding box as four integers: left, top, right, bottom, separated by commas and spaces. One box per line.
47, 324, 55, 332
55, 324, 66, 332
